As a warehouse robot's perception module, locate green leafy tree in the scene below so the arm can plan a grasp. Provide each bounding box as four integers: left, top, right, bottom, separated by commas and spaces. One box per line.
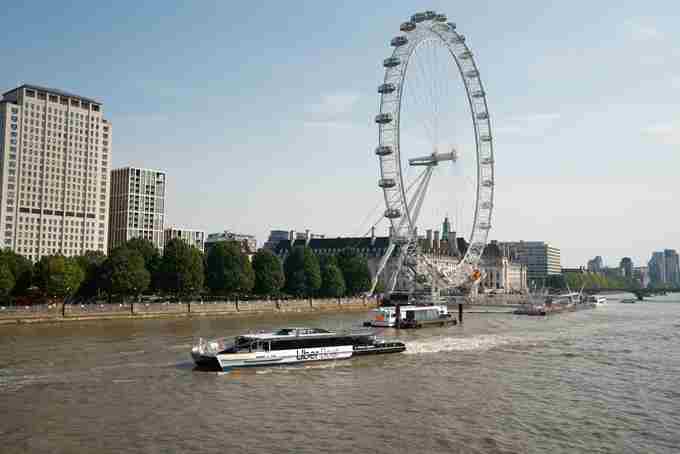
189, 247, 206, 293
102, 247, 150, 299
547, 274, 567, 290
125, 238, 162, 290
34, 255, 85, 298
0, 250, 33, 296
252, 249, 285, 295
159, 239, 205, 296
320, 261, 346, 297
286, 270, 307, 297
337, 248, 371, 296
283, 246, 321, 297
74, 251, 107, 298
242, 257, 255, 294
206, 242, 254, 294
0, 261, 15, 300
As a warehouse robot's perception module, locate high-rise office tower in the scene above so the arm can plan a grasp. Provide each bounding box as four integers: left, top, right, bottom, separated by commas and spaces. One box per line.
663, 249, 679, 285
109, 168, 166, 252
108, 167, 166, 252
649, 251, 666, 285
498, 241, 561, 285
0, 84, 111, 261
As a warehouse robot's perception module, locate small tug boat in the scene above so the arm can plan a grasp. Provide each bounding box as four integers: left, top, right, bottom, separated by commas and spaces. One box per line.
191, 327, 405, 371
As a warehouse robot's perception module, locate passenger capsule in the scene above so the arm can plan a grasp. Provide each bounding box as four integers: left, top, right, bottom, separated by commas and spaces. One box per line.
451, 34, 466, 44
375, 145, 394, 156
466, 69, 479, 78
378, 83, 397, 94
385, 208, 402, 219
481, 201, 493, 210
400, 21, 416, 32
476, 112, 489, 120
458, 51, 472, 60
423, 11, 436, 20
478, 223, 491, 230
390, 36, 408, 47
434, 14, 447, 22
411, 12, 427, 23
378, 178, 396, 188
482, 179, 494, 188
480, 134, 492, 142
447, 22, 457, 30
383, 56, 401, 68
481, 157, 494, 165
375, 113, 393, 124
471, 90, 485, 98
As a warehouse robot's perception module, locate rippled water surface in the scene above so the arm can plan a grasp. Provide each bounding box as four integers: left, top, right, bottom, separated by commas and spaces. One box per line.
2, 294, 680, 453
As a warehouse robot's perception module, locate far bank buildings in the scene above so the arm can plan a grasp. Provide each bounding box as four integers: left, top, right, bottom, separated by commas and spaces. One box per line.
272, 218, 532, 293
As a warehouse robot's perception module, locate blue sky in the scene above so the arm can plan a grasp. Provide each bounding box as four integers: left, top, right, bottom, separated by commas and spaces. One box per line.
2, 1, 679, 267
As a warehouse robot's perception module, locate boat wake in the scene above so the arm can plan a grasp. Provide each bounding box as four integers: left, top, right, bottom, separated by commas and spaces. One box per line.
405, 334, 527, 354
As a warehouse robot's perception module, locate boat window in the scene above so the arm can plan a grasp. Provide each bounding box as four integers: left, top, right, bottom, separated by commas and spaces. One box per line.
275, 328, 294, 335
235, 336, 255, 351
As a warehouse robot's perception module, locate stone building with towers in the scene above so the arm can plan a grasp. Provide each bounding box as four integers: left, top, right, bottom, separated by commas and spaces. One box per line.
274, 218, 526, 292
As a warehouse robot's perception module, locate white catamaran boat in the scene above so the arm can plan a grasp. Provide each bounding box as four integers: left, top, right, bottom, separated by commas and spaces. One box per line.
191, 327, 406, 370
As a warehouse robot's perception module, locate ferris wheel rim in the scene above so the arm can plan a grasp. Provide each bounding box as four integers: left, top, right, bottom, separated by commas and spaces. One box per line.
375, 14, 495, 270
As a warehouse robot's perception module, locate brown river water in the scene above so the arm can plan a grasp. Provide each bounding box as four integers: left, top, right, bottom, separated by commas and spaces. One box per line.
1, 294, 679, 453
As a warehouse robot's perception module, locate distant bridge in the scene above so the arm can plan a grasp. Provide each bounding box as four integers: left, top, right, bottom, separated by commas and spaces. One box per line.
583, 288, 679, 301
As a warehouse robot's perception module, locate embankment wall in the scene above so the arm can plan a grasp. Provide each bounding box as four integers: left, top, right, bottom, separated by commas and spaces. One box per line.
0, 297, 377, 325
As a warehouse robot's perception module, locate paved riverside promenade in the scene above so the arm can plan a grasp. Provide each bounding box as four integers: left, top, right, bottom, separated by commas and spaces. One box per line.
0, 297, 378, 325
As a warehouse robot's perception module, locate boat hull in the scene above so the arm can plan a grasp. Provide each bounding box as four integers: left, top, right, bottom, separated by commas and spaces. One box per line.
217, 346, 354, 370
193, 343, 406, 370
353, 342, 406, 355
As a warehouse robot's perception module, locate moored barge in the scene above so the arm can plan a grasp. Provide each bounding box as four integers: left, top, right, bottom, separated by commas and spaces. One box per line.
367, 304, 456, 328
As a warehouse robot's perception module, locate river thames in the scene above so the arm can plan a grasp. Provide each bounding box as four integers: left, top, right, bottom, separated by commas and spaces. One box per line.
1, 294, 679, 453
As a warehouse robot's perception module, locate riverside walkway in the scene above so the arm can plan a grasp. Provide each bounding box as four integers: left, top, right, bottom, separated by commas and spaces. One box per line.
0, 297, 378, 325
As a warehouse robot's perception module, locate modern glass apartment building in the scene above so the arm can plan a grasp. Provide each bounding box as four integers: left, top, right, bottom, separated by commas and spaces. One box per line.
109, 167, 165, 252
164, 227, 205, 251
0, 84, 111, 261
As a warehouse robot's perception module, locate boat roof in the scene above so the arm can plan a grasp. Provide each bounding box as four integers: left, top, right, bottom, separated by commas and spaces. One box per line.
237, 327, 373, 340
374, 305, 446, 311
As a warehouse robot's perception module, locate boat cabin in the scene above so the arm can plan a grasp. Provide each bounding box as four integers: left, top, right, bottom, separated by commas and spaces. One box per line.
221, 327, 372, 353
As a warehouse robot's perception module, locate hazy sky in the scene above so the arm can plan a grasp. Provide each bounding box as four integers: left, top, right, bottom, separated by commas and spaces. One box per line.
2, 1, 678, 267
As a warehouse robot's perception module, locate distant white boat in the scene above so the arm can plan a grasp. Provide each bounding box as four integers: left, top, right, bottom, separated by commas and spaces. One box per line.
620, 298, 637, 304
586, 295, 607, 306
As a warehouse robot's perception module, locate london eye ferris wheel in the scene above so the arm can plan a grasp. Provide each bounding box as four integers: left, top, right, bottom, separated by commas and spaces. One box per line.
370, 11, 495, 296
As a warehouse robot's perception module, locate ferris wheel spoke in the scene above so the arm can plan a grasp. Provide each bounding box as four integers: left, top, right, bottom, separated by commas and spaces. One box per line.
409, 47, 438, 145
